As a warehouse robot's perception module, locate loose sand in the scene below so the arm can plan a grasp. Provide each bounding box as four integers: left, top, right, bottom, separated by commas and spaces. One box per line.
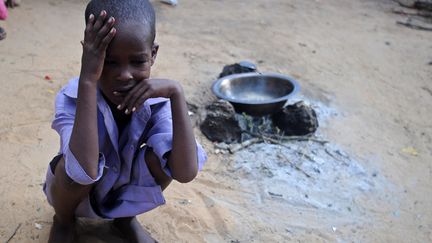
0, 0, 431, 242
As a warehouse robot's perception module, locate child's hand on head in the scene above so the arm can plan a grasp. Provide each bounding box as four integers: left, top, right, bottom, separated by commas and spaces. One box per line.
80, 10, 116, 83
115, 78, 183, 114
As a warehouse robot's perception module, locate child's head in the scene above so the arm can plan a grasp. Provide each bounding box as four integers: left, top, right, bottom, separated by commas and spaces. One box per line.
85, 0, 158, 106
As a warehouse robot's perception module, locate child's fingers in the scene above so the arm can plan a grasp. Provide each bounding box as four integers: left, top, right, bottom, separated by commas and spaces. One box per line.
119, 86, 143, 114
93, 10, 107, 33
131, 92, 152, 112
126, 87, 151, 113
119, 85, 148, 114
98, 28, 116, 51
84, 14, 95, 42
94, 17, 115, 48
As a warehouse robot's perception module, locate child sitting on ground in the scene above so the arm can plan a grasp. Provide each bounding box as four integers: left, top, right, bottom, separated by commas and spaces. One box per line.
43, 0, 207, 242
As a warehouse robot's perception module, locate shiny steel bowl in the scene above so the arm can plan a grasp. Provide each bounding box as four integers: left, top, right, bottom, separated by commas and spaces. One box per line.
211, 72, 300, 116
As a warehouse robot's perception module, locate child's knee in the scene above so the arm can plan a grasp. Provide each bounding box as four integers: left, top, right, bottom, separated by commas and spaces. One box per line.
51, 156, 92, 193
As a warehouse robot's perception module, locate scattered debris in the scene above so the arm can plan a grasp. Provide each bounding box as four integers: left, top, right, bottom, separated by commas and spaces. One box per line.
396, 17, 432, 31
200, 100, 242, 143
215, 138, 261, 154
298, 42, 307, 47
268, 191, 283, 197
272, 101, 319, 136
401, 146, 419, 156
178, 199, 192, 205
395, 0, 432, 11
393, 7, 432, 17
279, 150, 313, 178
186, 102, 198, 114
5, 223, 21, 243
218, 61, 257, 78
34, 222, 43, 230
214, 132, 328, 154
332, 226, 337, 232
160, 0, 178, 6
422, 86, 432, 96
394, 0, 432, 31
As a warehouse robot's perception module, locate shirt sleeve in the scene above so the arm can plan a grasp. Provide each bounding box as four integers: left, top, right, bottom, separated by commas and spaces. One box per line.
51, 91, 106, 185
145, 101, 207, 178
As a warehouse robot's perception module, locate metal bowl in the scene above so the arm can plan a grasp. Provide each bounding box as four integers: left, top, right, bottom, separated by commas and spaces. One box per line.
212, 72, 300, 116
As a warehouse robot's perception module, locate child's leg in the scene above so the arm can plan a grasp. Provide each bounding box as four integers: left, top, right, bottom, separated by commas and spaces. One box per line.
113, 217, 157, 243
48, 156, 93, 243
113, 149, 171, 243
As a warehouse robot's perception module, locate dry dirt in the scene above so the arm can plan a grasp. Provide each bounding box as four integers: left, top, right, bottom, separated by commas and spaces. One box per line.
0, 0, 431, 242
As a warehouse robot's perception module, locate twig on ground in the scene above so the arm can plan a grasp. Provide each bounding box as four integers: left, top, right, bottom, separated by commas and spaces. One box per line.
5, 223, 22, 243
297, 150, 316, 163
393, 8, 432, 17
279, 151, 313, 178
214, 131, 328, 154
244, 130, 329, 145
227, 138, 261, 153
397, 20, 432, 31
260, 135, 291, 149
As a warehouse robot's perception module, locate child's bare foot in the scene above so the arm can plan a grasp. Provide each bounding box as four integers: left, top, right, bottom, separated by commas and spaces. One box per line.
113, 217, 157, 243
48, 215, 76, 243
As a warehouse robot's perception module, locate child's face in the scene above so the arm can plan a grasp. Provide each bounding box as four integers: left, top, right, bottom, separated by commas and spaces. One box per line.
98, 23, 158, 106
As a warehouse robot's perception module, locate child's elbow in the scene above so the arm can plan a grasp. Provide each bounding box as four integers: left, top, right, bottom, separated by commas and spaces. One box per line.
173, 169, 198, 183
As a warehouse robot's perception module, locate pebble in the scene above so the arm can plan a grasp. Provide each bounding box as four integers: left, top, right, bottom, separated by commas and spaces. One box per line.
34, 223, 43, 230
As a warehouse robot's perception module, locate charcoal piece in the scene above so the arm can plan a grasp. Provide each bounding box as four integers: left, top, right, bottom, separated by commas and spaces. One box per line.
200, 100, 242, 143
218, 61, 257, 78
272, 101, 319, 136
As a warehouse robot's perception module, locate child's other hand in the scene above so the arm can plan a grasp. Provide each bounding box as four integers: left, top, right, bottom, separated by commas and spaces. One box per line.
115, 79, 182, 114
80, 10, 116, 83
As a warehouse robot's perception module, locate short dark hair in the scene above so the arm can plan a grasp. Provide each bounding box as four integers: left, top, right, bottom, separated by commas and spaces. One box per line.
85, 0, 156, 43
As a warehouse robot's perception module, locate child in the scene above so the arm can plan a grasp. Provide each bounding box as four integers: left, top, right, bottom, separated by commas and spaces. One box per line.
43, 0, 207, 242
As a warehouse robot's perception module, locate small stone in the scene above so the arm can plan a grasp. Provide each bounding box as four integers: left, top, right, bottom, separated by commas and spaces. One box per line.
272, 101, 319, 136
35, 223, 43, 230
218, 61, 257, 78
160, 0, 178, 6
178, 199, 192, 205
200, 100, 242, 143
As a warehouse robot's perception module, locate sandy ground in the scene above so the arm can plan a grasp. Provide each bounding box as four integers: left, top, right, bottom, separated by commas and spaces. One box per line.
0, 0, 431, 242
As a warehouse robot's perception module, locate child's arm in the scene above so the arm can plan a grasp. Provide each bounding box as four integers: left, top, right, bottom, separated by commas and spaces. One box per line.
69, 11, 116, 180
118, 80, 198, 183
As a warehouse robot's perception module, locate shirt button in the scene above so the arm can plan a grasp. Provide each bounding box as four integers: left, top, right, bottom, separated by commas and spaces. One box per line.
130, 145, 134, 150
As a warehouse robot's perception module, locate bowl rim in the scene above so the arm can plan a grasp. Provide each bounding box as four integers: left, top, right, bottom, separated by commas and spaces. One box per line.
211, 72, 300, 105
